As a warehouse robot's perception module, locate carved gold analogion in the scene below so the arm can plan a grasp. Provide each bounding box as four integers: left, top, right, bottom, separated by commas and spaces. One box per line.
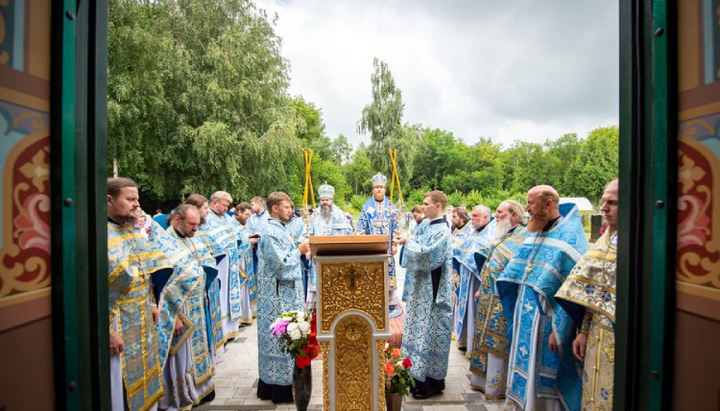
319, 261, 386, 333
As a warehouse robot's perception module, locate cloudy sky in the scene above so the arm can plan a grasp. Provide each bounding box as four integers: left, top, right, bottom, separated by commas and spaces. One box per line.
255, 0, 619, 148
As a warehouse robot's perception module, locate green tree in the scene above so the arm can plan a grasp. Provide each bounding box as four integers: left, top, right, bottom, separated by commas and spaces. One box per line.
312, 158, 350, 205
330, 134, 353, 164
544, 133, 583, 193
342, 143, 373, 196
411, 128, 461, 189
500, 141, 547, 193
564, 126, 619, 203
357, 58, 416, 182
108, 0, 305, 207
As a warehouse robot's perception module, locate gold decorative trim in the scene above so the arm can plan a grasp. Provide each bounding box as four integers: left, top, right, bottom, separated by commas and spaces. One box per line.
375, 339, 387, 411
320, 341, 330, 408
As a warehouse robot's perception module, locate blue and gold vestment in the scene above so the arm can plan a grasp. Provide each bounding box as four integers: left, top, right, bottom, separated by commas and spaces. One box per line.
496, 204, 588, 411
108, 221, 174, 411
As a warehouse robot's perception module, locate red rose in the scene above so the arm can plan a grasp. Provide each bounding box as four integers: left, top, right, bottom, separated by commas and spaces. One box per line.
307, 342, 320, 359
402, 358, 412, 368
297, 354, 311, 369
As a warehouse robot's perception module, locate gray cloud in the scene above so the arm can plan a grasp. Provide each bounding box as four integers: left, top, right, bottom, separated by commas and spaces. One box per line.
257, 0, 619, 147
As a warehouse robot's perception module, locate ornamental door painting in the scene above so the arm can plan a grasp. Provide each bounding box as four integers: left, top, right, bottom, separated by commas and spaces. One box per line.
674, 0, 720, 409
0, 0, 55, 409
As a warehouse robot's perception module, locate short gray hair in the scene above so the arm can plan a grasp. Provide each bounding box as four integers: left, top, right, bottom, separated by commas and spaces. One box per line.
472, 204, 492, 218
210, 191, 233, 204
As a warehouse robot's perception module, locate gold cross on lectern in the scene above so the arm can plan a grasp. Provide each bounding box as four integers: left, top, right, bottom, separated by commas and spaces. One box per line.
348, 266, 358, 290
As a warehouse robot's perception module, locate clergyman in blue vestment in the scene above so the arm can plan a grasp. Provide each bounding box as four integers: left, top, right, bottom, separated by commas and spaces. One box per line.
453, 205, 495, 353
255, 192, 310, 403
496, 186, 588, 411
107, 177, 175, 411
395, 190, 453, 400
357, 173, 398, 299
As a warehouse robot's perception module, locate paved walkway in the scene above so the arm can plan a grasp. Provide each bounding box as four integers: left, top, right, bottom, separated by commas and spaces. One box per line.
196, 255, 504, 411
195, 320, 503, 411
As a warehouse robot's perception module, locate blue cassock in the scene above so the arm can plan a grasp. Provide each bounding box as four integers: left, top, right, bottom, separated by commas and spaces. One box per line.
450, 223, 473, 305
236, 223, 257, 313
248, 210, 270, 235
357, 196, 398, 291
205, 211, 243, 325
400, 218, 453, 383
194, 224, 228, 357
496, 204, 588, 411
256, 219, 305, 386
453, 221, 495, 339
248, 210, 270, 289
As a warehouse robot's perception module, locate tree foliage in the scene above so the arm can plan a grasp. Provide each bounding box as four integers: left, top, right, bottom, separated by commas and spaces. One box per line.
357, 58, 417, 186
109, 4, 618, 215
109, 0, 303, 207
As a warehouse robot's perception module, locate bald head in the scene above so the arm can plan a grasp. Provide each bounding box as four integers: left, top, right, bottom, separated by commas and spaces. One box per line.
526, 185, 560, 232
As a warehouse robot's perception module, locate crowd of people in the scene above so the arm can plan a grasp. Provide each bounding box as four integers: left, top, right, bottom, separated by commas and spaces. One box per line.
106, 172, 617, 411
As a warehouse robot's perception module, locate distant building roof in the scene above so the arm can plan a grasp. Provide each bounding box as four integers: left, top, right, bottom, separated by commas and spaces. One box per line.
560, 197, 594, 211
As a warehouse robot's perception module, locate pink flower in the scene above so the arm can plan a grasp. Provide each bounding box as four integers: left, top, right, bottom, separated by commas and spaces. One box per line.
271, 318, 290, 335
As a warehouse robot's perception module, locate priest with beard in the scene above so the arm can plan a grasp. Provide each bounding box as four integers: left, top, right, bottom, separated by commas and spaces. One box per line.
155, 205, 217, 409
357, 173, 399, 302
107, 177, 174, 411
468, 200, 528, 399
496, 185, 588, 411
183, 194, 227, 363
453, 205, 495, 353
306, 183, 353, 306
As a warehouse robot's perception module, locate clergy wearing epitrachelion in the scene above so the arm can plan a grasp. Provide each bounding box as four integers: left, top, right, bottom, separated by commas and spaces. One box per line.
496, 185, 588, 411
255, 192, 310, 403
454, 205, 495, 352
306, 183, 353, 306
394, 190, 454, 400
151, 205, 217, 409
107, 177, 175, 411
357, 173, 399, 301
555, 180, 618, 411
468, 200, 528, 399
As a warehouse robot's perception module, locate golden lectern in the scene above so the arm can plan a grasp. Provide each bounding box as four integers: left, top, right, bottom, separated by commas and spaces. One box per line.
310, 235, 391, 411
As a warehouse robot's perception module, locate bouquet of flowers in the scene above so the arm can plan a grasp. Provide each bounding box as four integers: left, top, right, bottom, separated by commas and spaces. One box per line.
270, 309, 320, 369
384, 345, 415, 395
